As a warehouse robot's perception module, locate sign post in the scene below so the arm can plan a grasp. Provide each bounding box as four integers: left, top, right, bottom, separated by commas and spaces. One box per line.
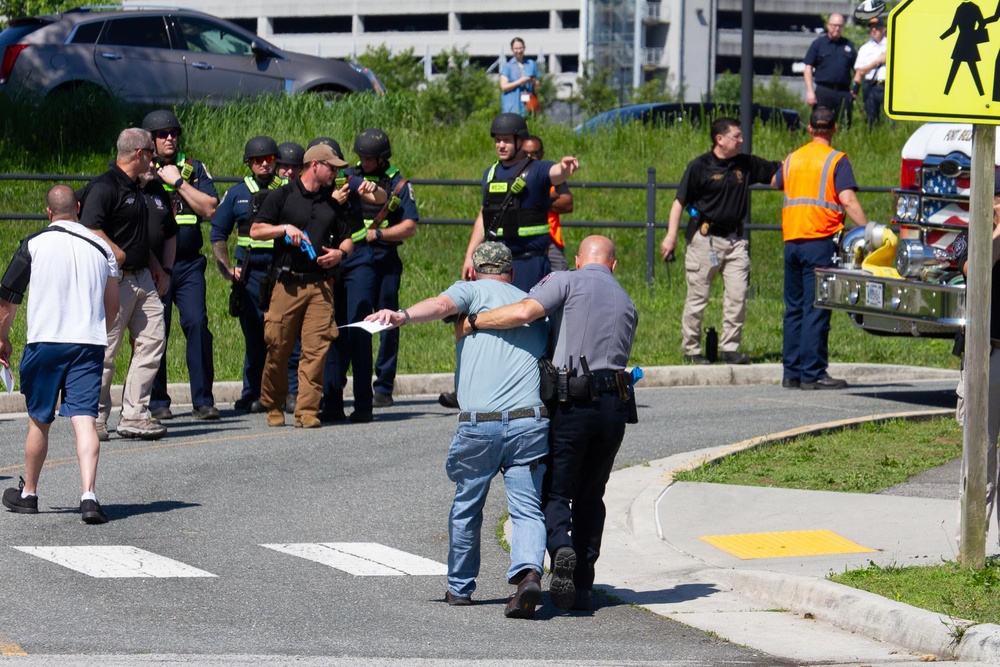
886, 0, 994, 568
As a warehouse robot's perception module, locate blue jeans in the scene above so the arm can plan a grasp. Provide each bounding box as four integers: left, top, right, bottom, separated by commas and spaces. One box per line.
444, 410, 548, 597
783, 237, 836, 384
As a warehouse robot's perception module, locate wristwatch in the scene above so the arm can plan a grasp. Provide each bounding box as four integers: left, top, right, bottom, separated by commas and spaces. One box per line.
468, 313, 480, 331
375, 229, 383, 241
173, 176, 185, 189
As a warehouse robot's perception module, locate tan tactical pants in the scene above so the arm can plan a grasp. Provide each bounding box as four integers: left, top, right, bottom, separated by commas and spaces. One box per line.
681, 231, 750, 356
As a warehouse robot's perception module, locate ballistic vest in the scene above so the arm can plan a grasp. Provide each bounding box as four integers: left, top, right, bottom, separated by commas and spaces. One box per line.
161, 154, 197, 225
781, 142, 847, 241
352, 165, 399, 244
237, 175, 284, 249
482, 159, 548, 241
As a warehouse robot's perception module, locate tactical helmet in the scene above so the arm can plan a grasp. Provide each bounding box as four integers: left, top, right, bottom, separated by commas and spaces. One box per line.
353, 128, 391, 160
142, 109, 181, 133
490, 113, 529, 140
243, 135, 279, 162
307, 136, 344, 160
276, 141, 305, 166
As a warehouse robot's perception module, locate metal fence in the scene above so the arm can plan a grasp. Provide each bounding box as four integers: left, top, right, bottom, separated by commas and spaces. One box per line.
0, 171, 896, 292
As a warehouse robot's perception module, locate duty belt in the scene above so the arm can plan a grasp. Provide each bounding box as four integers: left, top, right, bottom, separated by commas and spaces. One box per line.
458, 406, 549, 423
278, 271, 326, 285
590, 370, 626, 395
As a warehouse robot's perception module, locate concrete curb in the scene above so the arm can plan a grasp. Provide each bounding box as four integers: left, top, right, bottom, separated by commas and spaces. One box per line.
0, 362, 958, 415
640, 408, 1000, 664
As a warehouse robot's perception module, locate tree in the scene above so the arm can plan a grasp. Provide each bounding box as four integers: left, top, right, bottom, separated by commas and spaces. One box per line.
355, 44, 424, 95
574, 61, 618, 118
417, 47, 495, 125
1, 1, 95, 28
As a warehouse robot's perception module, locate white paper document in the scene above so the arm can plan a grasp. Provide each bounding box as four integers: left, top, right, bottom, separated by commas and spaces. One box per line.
338, 320, 392, 334
0, 364, 14, 394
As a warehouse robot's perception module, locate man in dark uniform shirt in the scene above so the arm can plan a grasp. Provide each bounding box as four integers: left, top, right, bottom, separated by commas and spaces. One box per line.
250, 144, 373, 429
76, 128, 169, 441
803, 13, 858, 126
142, 110, 220, 422
661, 117, 780, 365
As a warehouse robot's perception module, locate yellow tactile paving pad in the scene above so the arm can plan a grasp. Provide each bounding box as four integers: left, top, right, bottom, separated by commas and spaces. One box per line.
699, 529, 877, 559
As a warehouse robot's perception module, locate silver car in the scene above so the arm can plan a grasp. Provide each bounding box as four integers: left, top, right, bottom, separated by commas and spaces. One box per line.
0, 6, 383, 103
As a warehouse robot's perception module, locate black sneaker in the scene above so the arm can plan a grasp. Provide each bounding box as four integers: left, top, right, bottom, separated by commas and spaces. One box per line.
549, 546, 577, 609
150, 406, 174, 421
682, 354, 711, 365
349, 410, 373, 424
2, 477, 38, 514
191, 405, 221, 420
80, 498, 108, 524
372, 392, 394, 408
721, 351, 751, 365
438, 391, 459, 409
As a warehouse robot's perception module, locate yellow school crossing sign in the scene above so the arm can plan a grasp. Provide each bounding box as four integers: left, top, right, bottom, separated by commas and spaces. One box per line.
887, 0, 1000, 123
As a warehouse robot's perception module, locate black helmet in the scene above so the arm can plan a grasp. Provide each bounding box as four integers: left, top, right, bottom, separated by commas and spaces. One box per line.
307, 136, 344, 160
276, 141, 305, 166
142, 109, 181, 133
354, 128, 391, 160
243, 135, 279, 162
490, 113, 528, 139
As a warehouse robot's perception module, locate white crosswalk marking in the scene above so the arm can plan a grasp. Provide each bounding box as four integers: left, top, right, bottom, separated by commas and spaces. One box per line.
12, 546, 217, 578
262, 542, 447, 576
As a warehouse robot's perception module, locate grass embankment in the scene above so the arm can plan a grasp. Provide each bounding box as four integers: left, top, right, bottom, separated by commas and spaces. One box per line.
676, 417, 1000, 626
0, 93, 957, 385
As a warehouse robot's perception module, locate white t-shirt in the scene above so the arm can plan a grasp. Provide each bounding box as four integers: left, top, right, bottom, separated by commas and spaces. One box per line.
25, 220, 119, 346
855, 37, 887, 83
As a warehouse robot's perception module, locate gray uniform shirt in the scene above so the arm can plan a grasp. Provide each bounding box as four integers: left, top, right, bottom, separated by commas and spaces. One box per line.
529, 263, 638, 371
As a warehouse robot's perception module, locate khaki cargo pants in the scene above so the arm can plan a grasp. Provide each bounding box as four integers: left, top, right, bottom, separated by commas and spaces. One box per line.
681, 231, 750, 356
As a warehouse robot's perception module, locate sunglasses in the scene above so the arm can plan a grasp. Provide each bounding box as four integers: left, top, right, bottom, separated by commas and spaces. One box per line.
155, 129, 180, 140
251, 155, 276, 165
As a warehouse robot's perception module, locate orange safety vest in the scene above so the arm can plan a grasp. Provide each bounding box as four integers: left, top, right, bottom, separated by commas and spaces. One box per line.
548, 186, 564, 247
780, 141, 846, 242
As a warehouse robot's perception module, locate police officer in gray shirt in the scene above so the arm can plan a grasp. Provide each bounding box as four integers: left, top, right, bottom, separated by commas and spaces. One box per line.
457, 234, 638, 612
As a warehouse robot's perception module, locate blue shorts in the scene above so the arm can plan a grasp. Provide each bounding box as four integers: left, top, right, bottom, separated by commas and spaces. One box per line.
20, 342, 104, 423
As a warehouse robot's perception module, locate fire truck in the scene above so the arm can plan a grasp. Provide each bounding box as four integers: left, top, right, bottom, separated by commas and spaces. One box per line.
813, 123, 981, 338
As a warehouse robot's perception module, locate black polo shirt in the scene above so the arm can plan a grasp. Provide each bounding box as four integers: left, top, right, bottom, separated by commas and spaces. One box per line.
77, 162, 150, 271
675, 152, 781, 233
255, 179, 351, 274
143, 180, 179, 264
804, 35, 857, 87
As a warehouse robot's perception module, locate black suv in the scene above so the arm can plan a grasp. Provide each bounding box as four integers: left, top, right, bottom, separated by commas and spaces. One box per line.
0, 6, 383, 103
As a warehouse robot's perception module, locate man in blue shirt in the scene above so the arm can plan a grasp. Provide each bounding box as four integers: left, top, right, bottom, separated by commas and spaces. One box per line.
366, 242, 549, 619
500, 37, 539, 117
803, 13, 858, 127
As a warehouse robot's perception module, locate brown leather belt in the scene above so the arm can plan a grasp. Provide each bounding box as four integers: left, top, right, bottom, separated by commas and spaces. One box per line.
458, 406, 549, 423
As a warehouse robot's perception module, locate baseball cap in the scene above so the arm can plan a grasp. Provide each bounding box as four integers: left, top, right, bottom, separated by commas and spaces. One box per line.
809, 107, 836, 131
472, 242, 513, 275
302, 144, 348, 169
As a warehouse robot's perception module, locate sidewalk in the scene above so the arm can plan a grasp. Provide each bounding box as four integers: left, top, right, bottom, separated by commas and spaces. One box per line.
598, 407, 1000, 664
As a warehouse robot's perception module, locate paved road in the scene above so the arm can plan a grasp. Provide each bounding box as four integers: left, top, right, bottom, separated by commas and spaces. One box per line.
0, 379, 957, 664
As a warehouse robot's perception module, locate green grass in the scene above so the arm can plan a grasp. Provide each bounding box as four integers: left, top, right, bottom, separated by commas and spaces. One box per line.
830, 558, 1000, 626
0, 93, 958, 385
674, 417, 963, 494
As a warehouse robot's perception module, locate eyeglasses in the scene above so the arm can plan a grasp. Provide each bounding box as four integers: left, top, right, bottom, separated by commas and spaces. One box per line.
316, 161, 335, 172
525, 150, 542, 157
251, 155, 276, 165
724, 133, 744, 142
155, 129, 180, 140
828, 22, 844, 28
137, 146, 154, 155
